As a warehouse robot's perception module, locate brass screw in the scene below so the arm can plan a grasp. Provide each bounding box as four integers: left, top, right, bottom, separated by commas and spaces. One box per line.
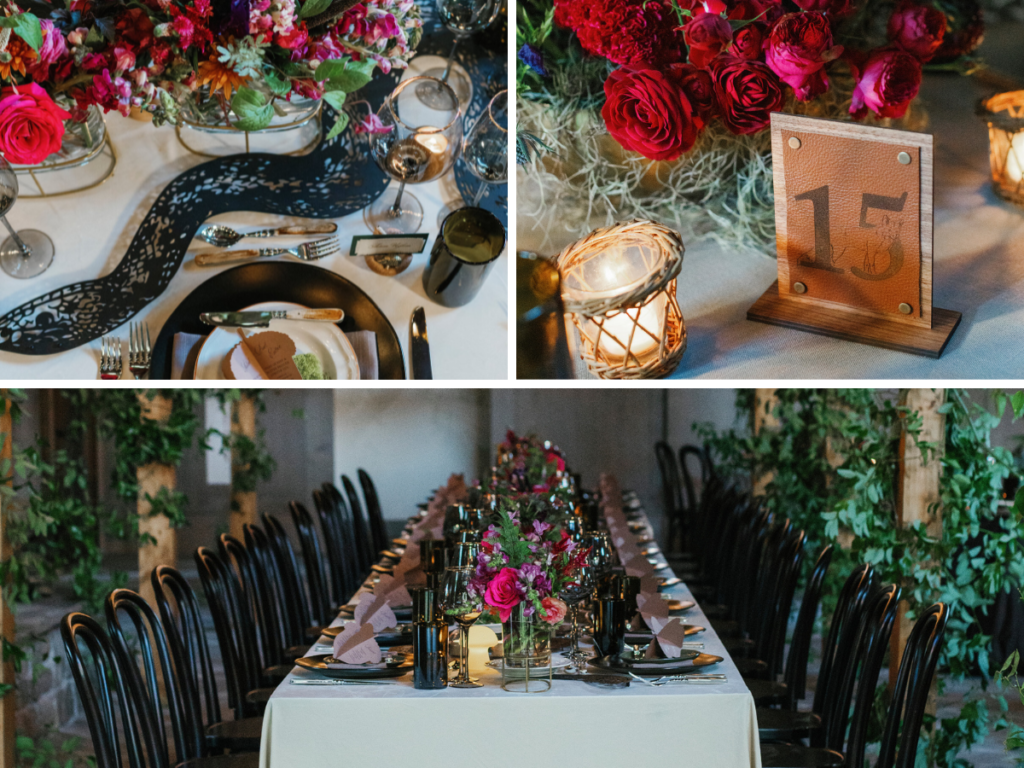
789, 137, 802, 149
793, 282, 807, 294
898, 152, 911, 165
898, 302, 912, 314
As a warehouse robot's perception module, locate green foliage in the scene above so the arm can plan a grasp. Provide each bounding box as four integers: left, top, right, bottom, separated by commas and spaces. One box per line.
15, 731, 93, 768
696, 389, 1024, 768
230, 87, 275, 132
0, 12, 44, 52
204, 391, 276, 506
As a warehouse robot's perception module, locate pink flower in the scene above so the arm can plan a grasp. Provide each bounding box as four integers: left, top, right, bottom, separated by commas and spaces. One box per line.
353, 113, 392, 134
765, 12, 843, 101
849, 47, 921, 119
67, 27, 89, 47
483, 567, 523, 622
113, 46, 136, 73
540, 597, 568, 625
887, 1, 946, 62
0, 83, 71, 166
90, 69, 133, 116
36, 21, 67, 68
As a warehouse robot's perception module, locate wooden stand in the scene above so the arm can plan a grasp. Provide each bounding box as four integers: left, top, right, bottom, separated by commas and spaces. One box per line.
748, 282, 961, 359
138, 393, 177, 609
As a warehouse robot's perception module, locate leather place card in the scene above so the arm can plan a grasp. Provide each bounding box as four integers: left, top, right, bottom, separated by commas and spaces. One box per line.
350, 233, 429, 256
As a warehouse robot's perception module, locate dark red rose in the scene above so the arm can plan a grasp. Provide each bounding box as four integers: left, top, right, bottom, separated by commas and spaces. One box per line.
555, 0, 683, 67
731, 24, 764, 60
602, 66, 701, 160
685, 12, 733, 68
887, 1, 946, 62
765, 12, 843, 101
849, 47, 922, 119
791, 0, 854, 16
668, 62, 716, 122
708, 55, 785, 134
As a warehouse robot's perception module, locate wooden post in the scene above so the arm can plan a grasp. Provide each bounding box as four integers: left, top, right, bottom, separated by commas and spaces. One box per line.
0, 391, 15, 768
229, 395, 257, 541
138, 393, 177, 609
891, 388, 945, 698
752, 389, 778, 495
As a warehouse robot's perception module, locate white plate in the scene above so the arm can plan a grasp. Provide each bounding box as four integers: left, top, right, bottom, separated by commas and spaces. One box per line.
194, 301, 360, 380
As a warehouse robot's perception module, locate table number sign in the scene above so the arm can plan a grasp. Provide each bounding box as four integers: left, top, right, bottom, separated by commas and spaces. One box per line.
747, 113, 961, 358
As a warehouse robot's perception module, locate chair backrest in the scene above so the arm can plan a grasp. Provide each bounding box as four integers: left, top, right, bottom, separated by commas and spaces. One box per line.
151, 566, 222, 732
262, 512, 314, 638
341, 474, 375, 572
105, 589, 199, 765
782, 545, 834, 705
244, 522, 302, 648
289, 500, 334, 624
313, 487, 358, 605
877, 603, 949, 768
61, 612, 165, 768
762, 527, 807, 678
194, 546, 262, 718
677, 445, 710, 531
654, 441, 684, 553
731, 507, 771, 632
220, 533, 286, 669
358, 468, 389, 556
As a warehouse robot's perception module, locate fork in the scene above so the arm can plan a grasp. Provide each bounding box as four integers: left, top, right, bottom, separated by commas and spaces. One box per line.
196, 222, 338, 247
128, 321, 152, 379
99, 336, 122, 380
194, 237, 341, 267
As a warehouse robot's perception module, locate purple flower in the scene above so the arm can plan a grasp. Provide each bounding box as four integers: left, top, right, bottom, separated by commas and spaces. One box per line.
519, 563, 543, 583
518, 44, 549, 77
532, 519, 552, 537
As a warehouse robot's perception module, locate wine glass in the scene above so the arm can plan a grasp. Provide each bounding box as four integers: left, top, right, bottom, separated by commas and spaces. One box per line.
437, 89, 507, 226
414, 0, 502, 109
559, 564, 593, 673
586, 531, 614, 591
0, 157, 54, 278
440, 566, 483, 688
365, 77, 463, 235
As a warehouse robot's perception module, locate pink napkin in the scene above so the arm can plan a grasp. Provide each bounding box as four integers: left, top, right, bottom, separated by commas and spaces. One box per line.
374, 573, 412, 607
354, 591, 398, 631
330, 622, 382, 665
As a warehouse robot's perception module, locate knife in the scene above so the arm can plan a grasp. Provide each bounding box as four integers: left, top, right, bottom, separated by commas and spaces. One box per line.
410, 306, 432, 379
200, 308, 345, 327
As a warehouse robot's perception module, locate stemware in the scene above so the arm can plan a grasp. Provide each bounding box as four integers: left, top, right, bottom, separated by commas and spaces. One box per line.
414, 0, 502, 108
440, 566, 483, 688
366, 77, 463, 234
559, 564, 593, 673
0, 156, 54, 278
437, 89, 507, 226
585, 531, 615, 592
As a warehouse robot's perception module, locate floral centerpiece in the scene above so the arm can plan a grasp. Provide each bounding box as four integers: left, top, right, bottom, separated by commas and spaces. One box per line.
492, 429, 568, 498
0, 0, 421, 167
515, 0, 978, 254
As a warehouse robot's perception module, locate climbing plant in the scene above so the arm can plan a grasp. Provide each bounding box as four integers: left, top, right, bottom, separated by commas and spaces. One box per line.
204, 390, 277, 506
696, 388, 1024, 768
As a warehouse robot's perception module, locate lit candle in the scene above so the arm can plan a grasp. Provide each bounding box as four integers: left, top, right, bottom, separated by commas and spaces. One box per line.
1007, 131, 1024, 184
591, 295, 666, 363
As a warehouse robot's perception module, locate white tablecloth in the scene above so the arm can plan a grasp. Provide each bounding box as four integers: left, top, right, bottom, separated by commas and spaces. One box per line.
518, 27, 1024, 379
0, 106, 508, 380
258, 498, 761, 768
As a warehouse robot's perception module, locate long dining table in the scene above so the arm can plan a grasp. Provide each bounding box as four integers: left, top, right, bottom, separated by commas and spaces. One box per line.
258, 484, 762, 768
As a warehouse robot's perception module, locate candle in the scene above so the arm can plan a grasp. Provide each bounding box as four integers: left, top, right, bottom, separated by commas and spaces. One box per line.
1007, 131, 1024, 184
593, 294, 666, 363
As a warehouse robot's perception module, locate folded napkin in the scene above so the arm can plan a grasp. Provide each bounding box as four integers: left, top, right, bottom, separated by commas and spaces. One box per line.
330, 621, 382, 665
171, 329, 379, 379
354, 591, 399, 631
373, 573, 412, 607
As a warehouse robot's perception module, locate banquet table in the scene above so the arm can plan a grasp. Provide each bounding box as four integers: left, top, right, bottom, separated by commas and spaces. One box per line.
0, 66, 508, 381
258, 491, 762, 768
517, 24, 1024, 379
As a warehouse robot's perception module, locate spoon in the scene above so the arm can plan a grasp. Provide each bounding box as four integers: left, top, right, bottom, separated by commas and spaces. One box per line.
197, 221, 338, 247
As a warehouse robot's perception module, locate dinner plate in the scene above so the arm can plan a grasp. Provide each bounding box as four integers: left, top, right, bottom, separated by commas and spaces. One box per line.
320, 624, 412, 647
589, 653, 723, 677
667, 599, 695, 612
295, 653, 413, 679
339, 604, 413, 621
194, 301, 360, 380
625, 623, 704, 640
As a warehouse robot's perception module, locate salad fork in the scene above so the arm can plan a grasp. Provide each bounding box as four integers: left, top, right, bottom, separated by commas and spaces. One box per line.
128, 321, 152, 379
194, 236, 341, 267
197, 221, 338, 247
99, 336, 122, 380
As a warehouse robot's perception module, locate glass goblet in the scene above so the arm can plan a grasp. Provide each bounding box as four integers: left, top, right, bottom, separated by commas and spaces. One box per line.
559, 564, 594, 673
0, 156, 54, 278
415, 0, 502, 109
437, 89, 507, 226
585, 531, 614, 592
440, 566, 483, 688
365, 77, 463, 235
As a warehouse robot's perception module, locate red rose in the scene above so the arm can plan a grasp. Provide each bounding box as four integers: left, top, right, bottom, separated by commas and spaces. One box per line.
849, 47, 921, 119
540, 597, 568, 626
792, 0, 854, 16
685, 12, 733, 69
731, 24, 765, 61
765, 12, 843, 101
0, 84, 71, 165
555, 0, 682, 67
668, 62, 716, 123
602, 66, 701, 161
709, 55, 785, 134
888, 1, 946, 62
484, 567, 523, 623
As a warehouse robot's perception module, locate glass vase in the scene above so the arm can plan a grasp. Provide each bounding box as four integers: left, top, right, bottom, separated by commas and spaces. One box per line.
12, 106, 116, 198
501, 602, 552, 693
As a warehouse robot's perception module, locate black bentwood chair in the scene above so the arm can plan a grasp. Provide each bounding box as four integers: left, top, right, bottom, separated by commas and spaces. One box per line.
290, 500, 335, 624
358, 468, 389, 557
152, 566, 265, 751
242, 524, 309, 660
262, 512, 321, 641
341, 475, 377, 574
313, 487, 360, 606
105, 589, 261, 767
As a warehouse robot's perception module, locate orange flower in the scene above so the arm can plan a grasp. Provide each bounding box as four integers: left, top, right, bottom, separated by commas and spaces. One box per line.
196, 55, 246, 99
0, 39, 37, 81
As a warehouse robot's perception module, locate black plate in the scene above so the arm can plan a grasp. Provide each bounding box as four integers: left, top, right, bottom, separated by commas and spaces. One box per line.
339, 604, 413, 621
151, 262, 404, 379
589, 653, 723, 677
625, 623, 704, 641
321, 624, 412, 648
295, 653, 413, 679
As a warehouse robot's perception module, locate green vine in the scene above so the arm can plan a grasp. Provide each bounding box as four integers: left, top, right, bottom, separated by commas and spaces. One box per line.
203, 390, 276, 507
696, 389, 1024, 768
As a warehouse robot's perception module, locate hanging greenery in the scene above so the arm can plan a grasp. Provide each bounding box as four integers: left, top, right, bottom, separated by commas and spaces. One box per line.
204, 390, 277, 506
696, 388, 1024, 768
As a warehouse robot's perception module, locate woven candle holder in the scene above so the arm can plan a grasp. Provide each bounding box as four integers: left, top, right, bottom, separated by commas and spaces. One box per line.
556, 220, 686, 380
978, 90, 1024, 207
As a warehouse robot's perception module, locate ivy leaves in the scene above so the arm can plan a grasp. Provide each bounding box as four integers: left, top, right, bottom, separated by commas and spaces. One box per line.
0, 12, 43, 52
230, 87, 276, 132
316, 57, 375, 140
